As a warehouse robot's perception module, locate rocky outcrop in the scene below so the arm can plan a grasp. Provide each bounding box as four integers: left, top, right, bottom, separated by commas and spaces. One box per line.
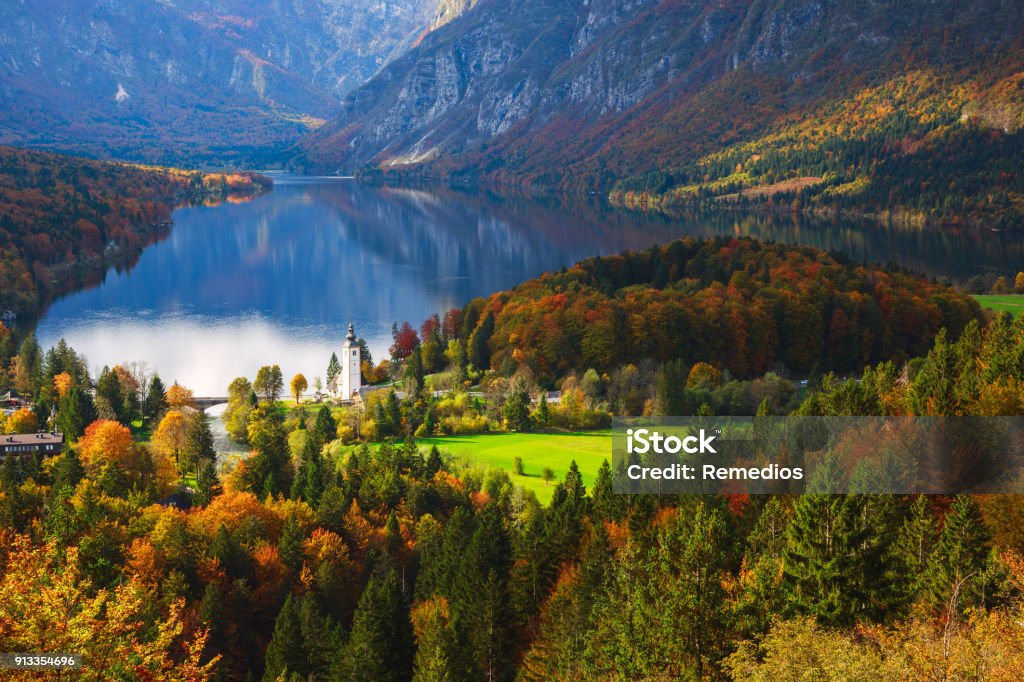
296, 0, 1024, 181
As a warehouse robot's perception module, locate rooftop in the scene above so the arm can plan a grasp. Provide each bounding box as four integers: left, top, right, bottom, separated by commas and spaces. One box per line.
1, 432, 65, 446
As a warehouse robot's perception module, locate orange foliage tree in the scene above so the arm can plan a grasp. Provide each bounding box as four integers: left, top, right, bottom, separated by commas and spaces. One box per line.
78, 419, 134, 471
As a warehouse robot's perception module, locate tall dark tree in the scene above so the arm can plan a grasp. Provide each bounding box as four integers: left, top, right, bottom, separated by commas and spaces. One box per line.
144, 374, 167, 424
335, 569, 413, 682
926, 494, 991, 609
503, 379, 532, 432
184, 411, 216, 479
468, 311, 495, 371
194, 460, 221, 507
56, 387, 97, 441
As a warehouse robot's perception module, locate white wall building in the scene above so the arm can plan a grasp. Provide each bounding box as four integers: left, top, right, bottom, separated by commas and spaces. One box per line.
332, 322, 363, 401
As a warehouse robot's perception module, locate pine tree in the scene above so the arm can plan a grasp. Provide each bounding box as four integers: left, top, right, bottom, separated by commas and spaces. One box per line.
590, 460, 622, 522
96, 462, 129, 498
184, 411, 216, 479
56, 387, 97, 441
279, 514, 305, 575
96, 366, 126, 423
292, 431, 324, 505
335, 569, 413, 682
50, 448, 84, 492
532, 391, 550, 428
782, 494, 897, 625
144, 375, 166, 424
453, 505, 512, 682
327, 352, 341, 389
503, 379, 532, 432
194, 460, 222, 507
468, 311, 494, 370
892, 495, 938, 606
263, 594, 305, 681
926, 494, 990, 609
424, 446, 443, 479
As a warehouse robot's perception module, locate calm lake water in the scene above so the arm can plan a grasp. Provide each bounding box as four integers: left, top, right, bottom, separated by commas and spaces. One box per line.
35, 176, 1024, 394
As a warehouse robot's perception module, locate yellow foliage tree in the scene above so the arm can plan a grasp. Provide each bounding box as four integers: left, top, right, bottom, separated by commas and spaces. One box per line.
165, 383, 195, 411
53, 371, 73, 398
290, 373, 308, 404
0, 534, 218, 681
4, 407, 37, 434
152, 410, 190, 472
1016, 272, 1024, 294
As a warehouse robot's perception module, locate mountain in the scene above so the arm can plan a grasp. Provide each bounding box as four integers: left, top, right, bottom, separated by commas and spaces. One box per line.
296, 0, 1024, 226
0, 0, 443, 165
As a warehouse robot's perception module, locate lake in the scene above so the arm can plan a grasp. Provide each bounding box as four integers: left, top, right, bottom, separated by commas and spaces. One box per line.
35, 176, 1024, 394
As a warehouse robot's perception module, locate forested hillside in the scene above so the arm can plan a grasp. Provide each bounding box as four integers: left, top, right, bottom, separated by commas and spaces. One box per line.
450, 237, 982, 385
2, 302, 1024, 679
299, 0, 1024, 227
0, 146, 270, 316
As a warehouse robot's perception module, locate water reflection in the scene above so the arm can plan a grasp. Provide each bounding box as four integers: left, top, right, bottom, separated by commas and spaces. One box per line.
35, 177, 1024, 394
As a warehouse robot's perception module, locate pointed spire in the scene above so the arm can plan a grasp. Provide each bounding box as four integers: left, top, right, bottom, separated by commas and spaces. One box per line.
346, 320, 356, 343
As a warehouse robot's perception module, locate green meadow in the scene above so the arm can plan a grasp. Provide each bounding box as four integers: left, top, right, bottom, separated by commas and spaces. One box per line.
417, 431, 612, 504
974, 295, 1024, 316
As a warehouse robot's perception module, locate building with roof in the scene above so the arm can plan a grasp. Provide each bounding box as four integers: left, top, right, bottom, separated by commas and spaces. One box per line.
0, 432, 65, 460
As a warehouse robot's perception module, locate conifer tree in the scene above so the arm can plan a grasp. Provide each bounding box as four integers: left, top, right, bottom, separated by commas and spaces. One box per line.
503, 379, 532, 432
590, 459, 624, 523
263, 594, 305, 681
335, 569, 413, 682
184, 411, 216, 479
327, 352, 341, 388
926, 494, 991, 609
279, 514, 305, 575
892, 495, 938, 605
194, 460, 221, 507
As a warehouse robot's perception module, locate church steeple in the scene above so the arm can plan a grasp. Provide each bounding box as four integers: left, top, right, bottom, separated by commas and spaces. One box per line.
339, 320, 362, 400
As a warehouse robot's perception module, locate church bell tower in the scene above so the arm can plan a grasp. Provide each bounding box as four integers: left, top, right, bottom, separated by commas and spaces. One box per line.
341, 322, 362, 400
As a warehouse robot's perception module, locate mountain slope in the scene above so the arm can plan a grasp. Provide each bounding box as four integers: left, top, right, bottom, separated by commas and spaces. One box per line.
297, 0, 1024, 225
0, 0, 442, 165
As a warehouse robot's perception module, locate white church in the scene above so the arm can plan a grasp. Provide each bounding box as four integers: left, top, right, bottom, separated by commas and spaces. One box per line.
328, 322, 363, 401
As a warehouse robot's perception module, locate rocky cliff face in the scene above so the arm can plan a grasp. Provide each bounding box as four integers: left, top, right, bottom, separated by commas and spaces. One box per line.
296, 0, 1024, 183
0, 0, 442, 164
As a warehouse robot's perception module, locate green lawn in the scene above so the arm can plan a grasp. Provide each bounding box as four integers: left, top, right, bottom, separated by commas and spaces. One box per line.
974, 295, 1024, 316
418, 431, 612, 504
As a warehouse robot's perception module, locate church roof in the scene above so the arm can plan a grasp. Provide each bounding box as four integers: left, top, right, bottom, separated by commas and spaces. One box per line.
345, 321, 357, 344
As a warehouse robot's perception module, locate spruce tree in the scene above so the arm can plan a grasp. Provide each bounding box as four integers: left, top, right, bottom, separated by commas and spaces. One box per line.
335, 569, 413, 682
782, 494, 896, 625
424, 446, 443, 479
279, 514, 305, 575
893, 495, 938, 606
926, 494, 991, 609
503, 379, 532, 432
194, 460, 222, 507
263, 594, 305, 681
327, 353, 341, 388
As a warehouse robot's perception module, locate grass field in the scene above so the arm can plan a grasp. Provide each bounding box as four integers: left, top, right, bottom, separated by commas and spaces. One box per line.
418, 431, 612, 504
974, 295, 1024, 316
